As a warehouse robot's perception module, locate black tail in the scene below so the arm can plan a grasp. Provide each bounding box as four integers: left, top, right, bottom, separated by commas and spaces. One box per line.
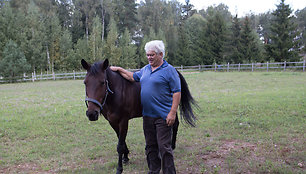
177, 70, 198, 127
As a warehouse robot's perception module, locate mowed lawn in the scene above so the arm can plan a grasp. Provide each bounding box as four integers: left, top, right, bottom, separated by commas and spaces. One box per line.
0, 72, 305, 173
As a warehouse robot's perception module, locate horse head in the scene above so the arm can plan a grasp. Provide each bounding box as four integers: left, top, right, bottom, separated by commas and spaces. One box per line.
81, 59, 110, 121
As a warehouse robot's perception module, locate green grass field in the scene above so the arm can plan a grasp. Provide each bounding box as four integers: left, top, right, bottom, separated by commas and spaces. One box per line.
0, 72, 305, 173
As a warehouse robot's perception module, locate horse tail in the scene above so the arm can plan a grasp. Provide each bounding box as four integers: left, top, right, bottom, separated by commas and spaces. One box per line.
177, 70, 198, 127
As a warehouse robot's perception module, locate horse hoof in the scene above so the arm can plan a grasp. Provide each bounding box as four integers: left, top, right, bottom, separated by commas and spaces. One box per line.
123, 157, 129, 164
116, 169, 123, 174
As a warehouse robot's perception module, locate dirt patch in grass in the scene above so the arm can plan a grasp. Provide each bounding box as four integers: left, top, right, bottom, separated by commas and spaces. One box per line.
176, 139, 263, 174
0, 157, 107, 174
0, 163, 43, 174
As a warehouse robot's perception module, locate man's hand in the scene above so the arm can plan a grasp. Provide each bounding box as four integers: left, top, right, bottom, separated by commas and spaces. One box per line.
110, 66, 120, 71
166, 112, 176, 126
109, 66, 135, 82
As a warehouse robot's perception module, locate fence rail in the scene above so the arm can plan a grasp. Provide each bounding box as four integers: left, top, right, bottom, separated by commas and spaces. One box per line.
1, 61, 305, 83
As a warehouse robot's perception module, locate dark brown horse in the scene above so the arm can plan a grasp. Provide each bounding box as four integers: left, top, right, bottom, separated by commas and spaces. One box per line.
81, 59, 197, 174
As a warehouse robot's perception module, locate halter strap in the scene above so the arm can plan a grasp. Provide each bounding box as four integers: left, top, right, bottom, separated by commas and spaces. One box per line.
85, 80, 114, 112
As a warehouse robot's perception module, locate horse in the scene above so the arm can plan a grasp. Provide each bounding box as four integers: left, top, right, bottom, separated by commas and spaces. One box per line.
81, 59, 197, 174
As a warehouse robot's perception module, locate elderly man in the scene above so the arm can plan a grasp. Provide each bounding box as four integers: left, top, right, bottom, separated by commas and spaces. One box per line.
111, 40, 180, 174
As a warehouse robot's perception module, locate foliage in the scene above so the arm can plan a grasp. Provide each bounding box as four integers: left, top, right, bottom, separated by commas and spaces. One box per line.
0, 40, 30, 80
265, 0, 300, 62
0, 0, 305, 74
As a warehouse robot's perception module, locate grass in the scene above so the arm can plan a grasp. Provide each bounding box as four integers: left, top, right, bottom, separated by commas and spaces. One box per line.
0, 72, 305, 173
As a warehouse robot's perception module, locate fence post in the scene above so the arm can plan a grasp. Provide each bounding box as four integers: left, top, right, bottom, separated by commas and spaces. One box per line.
198, 65, 201, 71
267, 62, 269, 72
215, 63, 217, 72
227, 62, 229, 72
73, 70, 76, 80
238, 63, 240, 72
53, 72, 55, 80
181, 65, 183, 71
284, 61, 286, 71
303, 60, 305, 72
32, 72, 35, 82
252, 63, 254, 72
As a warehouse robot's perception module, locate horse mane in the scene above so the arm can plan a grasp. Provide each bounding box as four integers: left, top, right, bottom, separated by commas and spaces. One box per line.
89, 61, 104, 76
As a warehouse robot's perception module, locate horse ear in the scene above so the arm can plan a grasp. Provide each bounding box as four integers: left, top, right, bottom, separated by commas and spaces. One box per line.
81, 59, 90, 70
102, 59, 109, 70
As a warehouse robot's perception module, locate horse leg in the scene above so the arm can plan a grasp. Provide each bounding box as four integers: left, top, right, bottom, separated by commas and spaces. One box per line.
122, 141, 130, 163
109, 122, 124, 174
172, 113, 179, 150
115, 119, 129, 174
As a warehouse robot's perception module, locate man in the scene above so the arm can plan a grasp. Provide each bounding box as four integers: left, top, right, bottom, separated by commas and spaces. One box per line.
110, 40, 180, 174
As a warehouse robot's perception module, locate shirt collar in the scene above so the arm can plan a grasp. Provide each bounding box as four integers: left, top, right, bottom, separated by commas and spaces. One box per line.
148, 60, 168, 72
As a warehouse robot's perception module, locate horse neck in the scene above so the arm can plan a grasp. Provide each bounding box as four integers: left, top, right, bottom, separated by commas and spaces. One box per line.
106, 68, 123, 91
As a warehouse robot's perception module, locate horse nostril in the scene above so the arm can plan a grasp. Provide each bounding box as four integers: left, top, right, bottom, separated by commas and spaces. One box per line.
86, 110, 99, 121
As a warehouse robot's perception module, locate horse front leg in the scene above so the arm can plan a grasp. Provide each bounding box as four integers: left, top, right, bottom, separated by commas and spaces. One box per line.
116, 119, 129, 174
122, 141, 130, 163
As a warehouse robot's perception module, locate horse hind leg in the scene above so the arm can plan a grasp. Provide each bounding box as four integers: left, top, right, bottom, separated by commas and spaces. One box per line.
172, 114, 179, 150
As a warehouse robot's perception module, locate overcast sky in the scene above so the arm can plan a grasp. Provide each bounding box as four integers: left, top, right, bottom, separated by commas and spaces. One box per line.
180, 0, 306, 16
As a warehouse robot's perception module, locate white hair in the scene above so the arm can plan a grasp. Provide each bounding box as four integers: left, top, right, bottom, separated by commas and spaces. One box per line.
144, 40, 165, 59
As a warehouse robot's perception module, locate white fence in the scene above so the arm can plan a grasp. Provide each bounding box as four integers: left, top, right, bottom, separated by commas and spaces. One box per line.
0, 61, 305, 83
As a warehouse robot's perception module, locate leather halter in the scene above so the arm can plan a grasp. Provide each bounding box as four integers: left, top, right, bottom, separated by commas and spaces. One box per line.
85, 80, 114, 113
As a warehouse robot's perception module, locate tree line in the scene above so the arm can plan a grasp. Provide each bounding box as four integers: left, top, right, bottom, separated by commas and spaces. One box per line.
0, 0, 305, 79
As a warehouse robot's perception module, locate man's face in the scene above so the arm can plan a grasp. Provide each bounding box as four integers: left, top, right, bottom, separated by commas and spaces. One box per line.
146, 50, 163, 68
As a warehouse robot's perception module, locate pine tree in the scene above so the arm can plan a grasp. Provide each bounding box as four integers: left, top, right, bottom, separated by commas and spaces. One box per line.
206, 11, 228, 64
228, 15, 244, 63
240, 16, 263, 63
265, 0, 300, 62
176, 22, 189, 66
184, 14, 208, 65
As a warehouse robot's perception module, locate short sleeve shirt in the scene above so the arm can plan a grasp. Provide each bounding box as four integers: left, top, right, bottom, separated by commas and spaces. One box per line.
133, 60, 181, 120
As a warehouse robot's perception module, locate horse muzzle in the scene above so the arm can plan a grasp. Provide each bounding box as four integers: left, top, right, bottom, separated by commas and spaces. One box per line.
86, 110, 99, 121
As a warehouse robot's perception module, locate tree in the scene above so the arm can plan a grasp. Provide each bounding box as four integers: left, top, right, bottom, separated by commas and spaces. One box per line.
89, 15, 103, 62
103, 17, 121, 65
45, 15, 62, 72
228, 14, 244, 63
240, 16, 264, 62
265, 0, 300, 62
184, 14, 208, 65
119, 28, 137, 68
59, 29, 73, 70
0, 40, 30, 81
206, 11, 228, 64
258, 12, 273, 44
0, 3, 26, 60
112, 0, 138, 34
295, 7, 306, 53
73, 0, 99, 42
23, 0, 47, 72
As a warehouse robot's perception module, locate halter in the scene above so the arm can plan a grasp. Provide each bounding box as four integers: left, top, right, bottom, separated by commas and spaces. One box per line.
85, 80, 114, 113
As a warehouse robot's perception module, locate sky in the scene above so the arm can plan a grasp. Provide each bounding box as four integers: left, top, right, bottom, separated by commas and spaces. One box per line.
180, 0, 306, 17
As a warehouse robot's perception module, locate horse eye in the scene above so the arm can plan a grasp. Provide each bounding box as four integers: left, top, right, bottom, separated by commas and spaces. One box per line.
101, 81, 105, 85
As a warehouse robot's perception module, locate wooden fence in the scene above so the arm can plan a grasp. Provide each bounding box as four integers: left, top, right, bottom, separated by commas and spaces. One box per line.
0, 60, 305, 83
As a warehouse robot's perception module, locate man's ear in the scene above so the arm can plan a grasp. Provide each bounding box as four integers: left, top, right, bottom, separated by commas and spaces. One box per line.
101, 59, 109, 70
81, 59, 90, 70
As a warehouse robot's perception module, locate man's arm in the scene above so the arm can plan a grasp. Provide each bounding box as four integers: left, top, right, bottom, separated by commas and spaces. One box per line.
110, 66, 135, 82
166, 92, 181, 126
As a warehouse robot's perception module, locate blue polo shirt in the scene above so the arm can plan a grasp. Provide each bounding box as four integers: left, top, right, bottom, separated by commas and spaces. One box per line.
133, 60, 181, 120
